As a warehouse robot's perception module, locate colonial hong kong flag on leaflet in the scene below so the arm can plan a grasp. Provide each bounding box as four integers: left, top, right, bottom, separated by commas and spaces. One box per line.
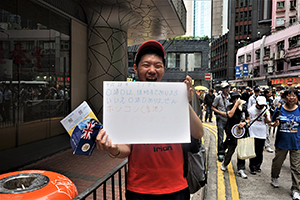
71, 118, 103, 156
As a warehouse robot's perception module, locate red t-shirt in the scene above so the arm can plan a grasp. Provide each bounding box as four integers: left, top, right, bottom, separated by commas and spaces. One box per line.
126, 143, 188, 194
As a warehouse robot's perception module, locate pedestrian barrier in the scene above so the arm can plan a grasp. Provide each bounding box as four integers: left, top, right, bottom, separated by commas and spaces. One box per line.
73, 159, 128, 200
0, 170, 78, 199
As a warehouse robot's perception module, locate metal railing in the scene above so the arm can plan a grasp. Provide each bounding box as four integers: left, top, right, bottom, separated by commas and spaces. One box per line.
73, 159, 128, 200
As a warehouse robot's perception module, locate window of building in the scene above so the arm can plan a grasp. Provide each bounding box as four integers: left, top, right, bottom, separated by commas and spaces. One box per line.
277, 1, 285, 9
288, 34, 300, 48
290, 16, 297, 25
276, 17, 285, 26
277, 40, 285, 51
248, 10, 252, 19
240, 12, 243, 20
244, 11, 248, 20
244, 25, 248, 33
240, 0, 244, 7
277, 60, 284, 71
249, 0, 252, 6
290, 57, 300, 66
128, 52, 135, 68
264, 64, 268, 73
194, 52, 202, 68
236, 13, 239, 22
235, 26, 239, 35
264, 46, 270, 56
238, 55, 245, 64
0, 2, 71, 147
246, 53, 251, 62
255, 49, 260, 59
290, 0, 296, 9
248, 25, 252, 33
167, 52, 177, 68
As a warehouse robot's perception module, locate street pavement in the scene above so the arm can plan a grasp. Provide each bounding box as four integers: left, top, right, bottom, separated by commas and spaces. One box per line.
194, 120, 295, 200
1, 118, 295, 200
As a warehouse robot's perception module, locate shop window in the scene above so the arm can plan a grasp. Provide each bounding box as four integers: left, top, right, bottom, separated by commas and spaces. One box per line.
0, 3, 71, 127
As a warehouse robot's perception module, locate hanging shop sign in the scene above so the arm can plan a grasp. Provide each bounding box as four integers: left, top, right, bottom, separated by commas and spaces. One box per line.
271, 77, 300, 85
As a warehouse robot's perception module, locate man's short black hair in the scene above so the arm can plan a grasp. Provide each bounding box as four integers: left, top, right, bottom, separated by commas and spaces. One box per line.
135, 46, 165, 66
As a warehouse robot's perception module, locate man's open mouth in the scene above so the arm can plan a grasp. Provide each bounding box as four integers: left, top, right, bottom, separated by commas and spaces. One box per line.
146, 78, 157, 82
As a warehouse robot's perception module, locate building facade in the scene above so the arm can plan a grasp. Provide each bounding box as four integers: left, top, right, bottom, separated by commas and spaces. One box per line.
210, 0, 272, 86
0, 0, 186, 154
234, 0, 300, 88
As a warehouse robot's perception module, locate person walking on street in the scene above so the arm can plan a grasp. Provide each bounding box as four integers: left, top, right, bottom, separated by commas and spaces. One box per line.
220, 91, 250, 179
262, 89, 274, 153
96, 40, 204, 200
241, 86, 251, 103
248, 96, 272, 174
248, 87, 260, 109
271, 88, 300, 200
197, 90, 205, 122
212, 82, 231, 162
204, 89, 215, 122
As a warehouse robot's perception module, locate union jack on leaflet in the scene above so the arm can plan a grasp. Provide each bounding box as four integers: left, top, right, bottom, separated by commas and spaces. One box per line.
81, 122, 95, 140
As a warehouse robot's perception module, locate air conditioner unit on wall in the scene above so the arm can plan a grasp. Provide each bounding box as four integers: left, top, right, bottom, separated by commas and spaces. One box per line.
274, 52, 279, 60
267, 66, 273, 73
270, 51, 274, 59
268, 60, 274, 67
280, 50, 285, 59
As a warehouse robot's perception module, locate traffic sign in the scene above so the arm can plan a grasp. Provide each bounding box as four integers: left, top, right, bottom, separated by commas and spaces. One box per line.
205, 74, 211, 80
287, 79, 293, 86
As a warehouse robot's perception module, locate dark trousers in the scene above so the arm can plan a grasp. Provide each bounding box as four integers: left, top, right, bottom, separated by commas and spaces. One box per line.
223, 140, 245, 170
126, 187, 190, 200
249, 138, 265, 171
216, 117, 227, 156
0, 103, 5, 121
205, 106, 212, 122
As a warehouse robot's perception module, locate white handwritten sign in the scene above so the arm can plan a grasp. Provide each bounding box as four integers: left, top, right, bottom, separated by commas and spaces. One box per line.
103, 81, 190, 144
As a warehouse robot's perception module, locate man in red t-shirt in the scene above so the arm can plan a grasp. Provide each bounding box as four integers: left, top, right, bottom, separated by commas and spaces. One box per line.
96, 40, 204, 200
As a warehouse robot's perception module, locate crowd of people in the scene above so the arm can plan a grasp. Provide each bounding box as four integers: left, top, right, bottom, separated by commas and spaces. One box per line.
197, 83, 300, 200
0, 82, 69, 122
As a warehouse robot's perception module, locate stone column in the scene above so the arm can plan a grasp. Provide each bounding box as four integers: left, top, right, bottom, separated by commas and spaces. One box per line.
82, 2, 141, 121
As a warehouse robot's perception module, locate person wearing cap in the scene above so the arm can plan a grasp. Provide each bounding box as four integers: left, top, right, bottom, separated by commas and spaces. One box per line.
270, 88, 300, 200
247, 96, 272, 174
241, 86, 251, 103
220, 91, 250, 179
247, 87, 260, 109
96, 40, 204, 199
212, 82, 231, 162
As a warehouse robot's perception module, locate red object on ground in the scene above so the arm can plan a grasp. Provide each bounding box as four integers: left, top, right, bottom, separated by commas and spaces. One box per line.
0, 170, 78, 200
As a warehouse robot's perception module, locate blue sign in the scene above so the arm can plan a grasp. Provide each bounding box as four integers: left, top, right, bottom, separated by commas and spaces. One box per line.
235, 66, 241, 77
243, 64, 249, 76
